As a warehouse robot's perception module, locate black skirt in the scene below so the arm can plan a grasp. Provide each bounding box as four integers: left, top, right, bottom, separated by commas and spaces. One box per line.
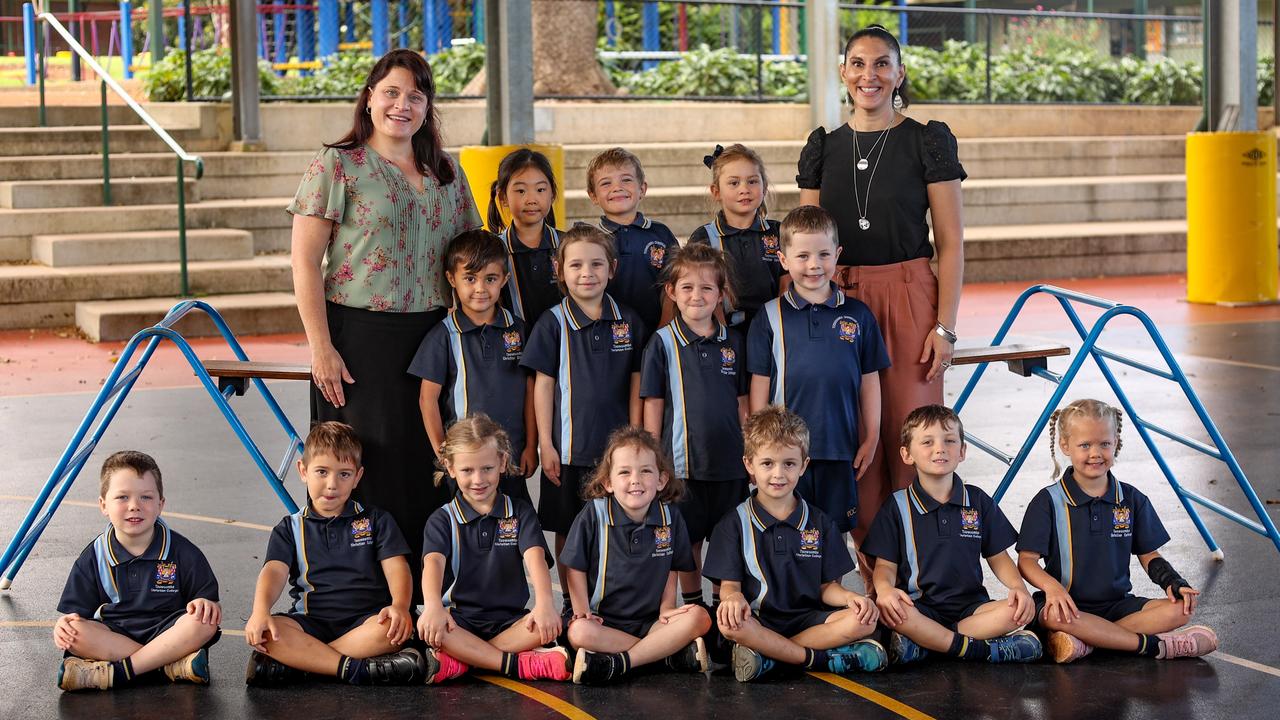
312, 301, 448, 601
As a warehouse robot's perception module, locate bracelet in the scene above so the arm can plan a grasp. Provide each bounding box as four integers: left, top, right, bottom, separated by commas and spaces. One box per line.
934, 322, 957, 344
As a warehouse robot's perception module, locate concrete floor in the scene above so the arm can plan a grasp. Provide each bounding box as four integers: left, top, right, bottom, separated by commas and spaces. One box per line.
2, 277, 1278, 719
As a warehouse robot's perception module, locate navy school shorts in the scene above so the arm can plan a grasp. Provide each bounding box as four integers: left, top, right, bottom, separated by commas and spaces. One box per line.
278, 611, 377, 644
914, 597, 991, 631
99, 608, 222, 649
798, 459, 857, 533
678, 478, 749, 544
1033, 591, 1156, 627
452, 612, 524, 642
539, 464, 593, 534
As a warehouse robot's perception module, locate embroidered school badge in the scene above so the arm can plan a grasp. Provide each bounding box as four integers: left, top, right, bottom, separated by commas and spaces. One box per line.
502, 330, 522, 357
1112, 506, 1132, 535
834, 317, 859, 343
350, 517, 373, 545
496, 517, 520, 545
645, 241, 667, 269
798, 528, 822, 558
720, 347, 737, 375
761, 234, 780, 259
153, 561, 178, 591
611, 321, 632, 351
960, 508, 981, 537
651, 525, 674, 557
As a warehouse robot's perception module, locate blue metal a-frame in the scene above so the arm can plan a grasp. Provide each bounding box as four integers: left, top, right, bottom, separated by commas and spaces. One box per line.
0, 301, 303, 590
953, 285, 1280, 560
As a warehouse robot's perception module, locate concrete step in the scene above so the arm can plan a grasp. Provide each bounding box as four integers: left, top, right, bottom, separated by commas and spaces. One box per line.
32, 228, 255, 267
0, 125, 223, 157
0, 255, 292, 311
76, 292, 302, 342
0, 176, 200, 209
961, 220, 1190, 282
0, 105, 141, 128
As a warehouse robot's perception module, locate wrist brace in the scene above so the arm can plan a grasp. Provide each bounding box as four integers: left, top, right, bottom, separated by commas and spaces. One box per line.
1146, 557, 1190, 594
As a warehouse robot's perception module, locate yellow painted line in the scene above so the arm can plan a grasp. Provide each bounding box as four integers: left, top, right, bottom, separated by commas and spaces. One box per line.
1213, 652, 1280, 679
476, 674, 596, 720
0, 495, 275, 532
808, 672, 936, 720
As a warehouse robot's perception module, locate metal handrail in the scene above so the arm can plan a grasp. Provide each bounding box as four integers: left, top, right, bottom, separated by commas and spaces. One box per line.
35, 11, 203, 295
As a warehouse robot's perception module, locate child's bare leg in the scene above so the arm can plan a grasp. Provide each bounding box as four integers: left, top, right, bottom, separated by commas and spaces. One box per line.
441, 619, 542, 671
1041, 609, 1146, 652
1115, 599, 1192, 635
63, 618, 142, 661
127, 614, 217, 673
329, 614, 402, 660
567, 619, 639, 654
718, 615, 805, 664
678, 542, 704, 597
554, 534, 569, 596
956, 600, 1023, 641
259, 617, 346, 676
886, 606, 960, 653
626, 608, 712, 666
790, 608, 877, 650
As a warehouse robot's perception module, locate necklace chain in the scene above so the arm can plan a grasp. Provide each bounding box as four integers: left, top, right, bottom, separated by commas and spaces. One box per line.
852, 121, 893, 231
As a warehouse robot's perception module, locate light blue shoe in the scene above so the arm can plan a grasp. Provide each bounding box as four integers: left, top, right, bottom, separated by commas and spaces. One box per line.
988, 630, 1044, 663
732, 643, 776, 682
827, 639, 889, 673
889, 632, 930, 665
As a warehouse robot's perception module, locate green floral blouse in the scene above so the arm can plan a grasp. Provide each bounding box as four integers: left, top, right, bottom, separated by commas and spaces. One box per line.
287, 145, 482, 312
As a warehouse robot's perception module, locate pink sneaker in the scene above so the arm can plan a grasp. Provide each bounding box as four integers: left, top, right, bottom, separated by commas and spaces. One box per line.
1156, 626, 1219, 659
518, 646, 571, 681
425, 648, 470, 684
1047, 631, 1094, 664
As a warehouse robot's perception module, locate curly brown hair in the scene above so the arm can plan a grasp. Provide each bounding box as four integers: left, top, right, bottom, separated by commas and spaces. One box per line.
583, 426, 684, 503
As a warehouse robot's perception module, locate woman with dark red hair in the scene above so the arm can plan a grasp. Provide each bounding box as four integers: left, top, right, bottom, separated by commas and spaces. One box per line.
288, 49, 481, 592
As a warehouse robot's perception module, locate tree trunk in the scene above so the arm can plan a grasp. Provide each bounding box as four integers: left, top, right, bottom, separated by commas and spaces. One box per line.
465, 0, 616, 96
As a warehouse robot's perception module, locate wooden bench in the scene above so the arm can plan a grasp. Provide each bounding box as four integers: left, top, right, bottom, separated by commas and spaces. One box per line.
951, 343, 1070, 377
203, 360, 311, 396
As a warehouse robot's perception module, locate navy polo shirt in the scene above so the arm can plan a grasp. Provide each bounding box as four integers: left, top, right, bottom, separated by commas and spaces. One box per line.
1017, 469, 1169, 605
862, 476, 1017, 611
58, 519, 219, 639
746, 285, 890, 461
687, 212, 785, 318
703, 495, 854, 622
599, 213, 676, 331
423, 493, 550, 624
520, 294, 646, 466
561, 497, 694, 626
265, 501, 410, 620
499, 225, 563, 327
639, 315, 748, 482
409, 306, 530, 452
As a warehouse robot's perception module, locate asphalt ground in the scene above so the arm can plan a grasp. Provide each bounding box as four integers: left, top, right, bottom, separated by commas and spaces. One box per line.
2, 276, 1278, 719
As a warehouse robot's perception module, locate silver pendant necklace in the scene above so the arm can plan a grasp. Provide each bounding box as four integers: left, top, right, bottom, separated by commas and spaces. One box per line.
852, 120, 893, 231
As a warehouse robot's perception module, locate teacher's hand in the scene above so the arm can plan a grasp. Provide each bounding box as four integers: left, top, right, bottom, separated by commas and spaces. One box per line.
313, 343, 355, 408
920, 331, 954, 383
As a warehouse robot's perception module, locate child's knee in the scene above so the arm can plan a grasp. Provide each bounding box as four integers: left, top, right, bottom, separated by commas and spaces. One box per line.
681, 605, 713, 635
566, 619, 597, 647
173, 613, 218, 640
717, 616, 755, 642
835, 613, 876, 642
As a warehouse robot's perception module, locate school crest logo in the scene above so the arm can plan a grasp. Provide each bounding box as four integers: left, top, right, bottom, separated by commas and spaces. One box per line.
502, 330, 522, 358
652, 525, 673, 557
833, 317, 859, 343
720, 347, 737, 375
611, 321, 632, 351
797, 528, 822, 558
761, 234, 780, 259
153, 561, 178, 592
1112, 506, 1132, 536
960, 508, 981, 537
350, 517, 373, 546
645, 241, 667, 269
496, 517, 520, 545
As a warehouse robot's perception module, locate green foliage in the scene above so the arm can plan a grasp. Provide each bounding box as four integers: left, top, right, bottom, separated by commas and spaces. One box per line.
1119, 56, 1202, 105
270, 43, 484, 99
1260, 56, 1275, 107
143, 47, 278, 101
903, 41, 986, 103
619, 44, 803, 99
428, 42, 487, 95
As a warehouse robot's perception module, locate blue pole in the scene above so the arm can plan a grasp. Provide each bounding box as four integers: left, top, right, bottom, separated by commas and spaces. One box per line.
424, 0, 438, 54
396, 0, 407, 49
439, 0, 452, 49
272, 0, 286, 70
772, 1, 780, 55
297, 2, 315, 73
22, 3, 35, 86
371, 0, 388, 55
605, 1, 616, 49
897, 0, 908, 44
119, 2, 133, 79
344, 1, 354, 43
318, 0, 338, 57
177, 14, 186, 52
642, 2, 659, 70
473, 0, 484, 43
257, 12, 266, 60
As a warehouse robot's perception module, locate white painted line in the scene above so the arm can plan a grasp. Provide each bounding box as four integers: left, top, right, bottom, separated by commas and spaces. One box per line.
1212, 652, 1280, 679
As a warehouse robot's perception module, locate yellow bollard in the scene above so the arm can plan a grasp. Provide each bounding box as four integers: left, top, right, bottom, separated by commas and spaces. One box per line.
459, 144, 566, 233
1185, 132, 1278, 304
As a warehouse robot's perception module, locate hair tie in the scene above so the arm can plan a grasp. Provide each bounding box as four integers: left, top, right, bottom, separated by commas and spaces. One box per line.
702, 144, 725, 169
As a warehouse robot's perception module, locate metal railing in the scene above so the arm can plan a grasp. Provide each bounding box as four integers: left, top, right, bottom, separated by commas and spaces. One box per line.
34, 10, 203, 296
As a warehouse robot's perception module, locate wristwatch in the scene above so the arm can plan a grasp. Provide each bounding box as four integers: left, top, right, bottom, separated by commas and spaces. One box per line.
934, 322, 957, 344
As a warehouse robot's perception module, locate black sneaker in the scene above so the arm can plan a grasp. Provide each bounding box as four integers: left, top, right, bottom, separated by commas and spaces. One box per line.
664, 637, 710, 673
365, 647, 428, 685
572, 648, 622, 685
245, 651, 305, 688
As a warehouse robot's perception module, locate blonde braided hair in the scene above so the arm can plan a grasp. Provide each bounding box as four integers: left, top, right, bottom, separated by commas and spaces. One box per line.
436, 413, 517, 486
1048, 399, 1124, 478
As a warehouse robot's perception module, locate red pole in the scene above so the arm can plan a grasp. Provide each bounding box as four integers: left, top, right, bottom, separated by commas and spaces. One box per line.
677, 3, 687, 52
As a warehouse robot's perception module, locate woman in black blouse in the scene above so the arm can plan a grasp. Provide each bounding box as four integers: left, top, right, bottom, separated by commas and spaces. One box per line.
797, 25, 967, 552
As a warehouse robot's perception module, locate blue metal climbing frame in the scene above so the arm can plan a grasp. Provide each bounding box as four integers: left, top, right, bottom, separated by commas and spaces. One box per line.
953, 284, 1280, 560
0, 301, 303, 590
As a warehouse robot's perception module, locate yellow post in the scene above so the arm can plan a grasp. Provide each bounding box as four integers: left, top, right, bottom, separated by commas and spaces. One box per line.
1185, 132, 1278, 304
459, 144, 567, 232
